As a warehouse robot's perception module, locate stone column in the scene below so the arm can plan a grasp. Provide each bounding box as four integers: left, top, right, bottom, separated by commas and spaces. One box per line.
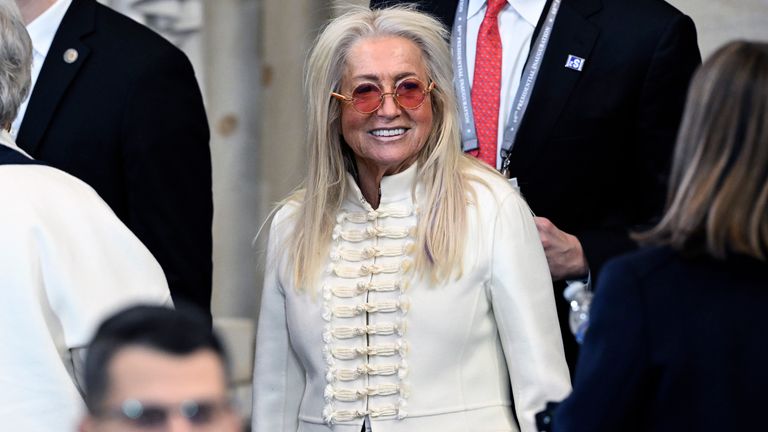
203, 0, 263, 319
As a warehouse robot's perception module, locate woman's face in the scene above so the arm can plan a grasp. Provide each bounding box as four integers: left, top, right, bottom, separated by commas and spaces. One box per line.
339, 36, 434, 176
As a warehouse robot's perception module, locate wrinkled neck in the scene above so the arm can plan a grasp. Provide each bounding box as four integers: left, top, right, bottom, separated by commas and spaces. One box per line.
353, 156, 417, 209
346, 162, 419, 211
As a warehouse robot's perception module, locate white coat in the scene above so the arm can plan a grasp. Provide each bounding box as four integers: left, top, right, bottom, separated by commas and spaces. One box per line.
253, 163, 570, 432
0, 130, 172, 432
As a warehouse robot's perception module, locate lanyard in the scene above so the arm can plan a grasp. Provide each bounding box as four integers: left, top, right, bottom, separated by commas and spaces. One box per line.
451, 0, 561, 173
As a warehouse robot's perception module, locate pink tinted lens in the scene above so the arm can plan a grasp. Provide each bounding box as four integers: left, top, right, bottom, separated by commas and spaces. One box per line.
395, 79, 426, 109
351, 83, 383, 113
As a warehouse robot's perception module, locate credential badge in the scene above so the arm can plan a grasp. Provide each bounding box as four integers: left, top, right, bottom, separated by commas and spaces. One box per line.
565, 55, 585, 72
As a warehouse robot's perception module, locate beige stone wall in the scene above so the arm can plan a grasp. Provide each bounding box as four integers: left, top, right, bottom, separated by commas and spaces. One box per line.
203, 0, 262, 319
333, 0, 369, 12
208, 0, 331, 318
668, 0, 768, 58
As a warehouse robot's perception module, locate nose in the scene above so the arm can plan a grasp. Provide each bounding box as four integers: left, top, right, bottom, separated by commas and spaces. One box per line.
166, 415, 194, 432
375, 92, 401, 118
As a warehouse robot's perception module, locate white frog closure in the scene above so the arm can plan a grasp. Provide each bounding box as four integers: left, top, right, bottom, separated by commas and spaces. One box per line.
322, 196, 416, 426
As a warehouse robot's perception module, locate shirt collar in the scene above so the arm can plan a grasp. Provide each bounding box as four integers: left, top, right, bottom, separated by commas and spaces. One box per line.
467, 0, 547, 27
26, 0, 72, 59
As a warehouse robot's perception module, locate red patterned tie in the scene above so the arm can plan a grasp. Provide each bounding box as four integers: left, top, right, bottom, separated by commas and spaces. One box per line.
471, 0, 506, 168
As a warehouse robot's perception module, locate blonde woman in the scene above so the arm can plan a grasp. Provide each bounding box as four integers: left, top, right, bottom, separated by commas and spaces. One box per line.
554, 41, 768, 431
253, 6, 570, 432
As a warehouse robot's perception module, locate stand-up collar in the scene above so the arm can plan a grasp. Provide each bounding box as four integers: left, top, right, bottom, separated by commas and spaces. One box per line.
346, 162, 420, 209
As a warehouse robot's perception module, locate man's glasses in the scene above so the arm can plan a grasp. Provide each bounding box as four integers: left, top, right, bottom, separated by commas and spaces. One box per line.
331, 78, 436, 114
94, 398, 233, 430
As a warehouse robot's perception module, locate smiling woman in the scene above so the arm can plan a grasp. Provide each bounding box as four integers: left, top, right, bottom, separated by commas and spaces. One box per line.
336, 36, 434, 205
252, 5, 571, 432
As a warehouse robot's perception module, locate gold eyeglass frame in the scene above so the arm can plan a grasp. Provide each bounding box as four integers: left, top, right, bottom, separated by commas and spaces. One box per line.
330, 78, 437, 114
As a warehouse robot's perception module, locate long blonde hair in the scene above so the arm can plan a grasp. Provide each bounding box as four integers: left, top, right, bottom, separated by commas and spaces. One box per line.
636, 41, 768, 260
288, 5, 493, 291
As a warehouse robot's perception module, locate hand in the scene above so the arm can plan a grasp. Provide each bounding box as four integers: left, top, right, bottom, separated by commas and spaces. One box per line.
534, 216, 588, 281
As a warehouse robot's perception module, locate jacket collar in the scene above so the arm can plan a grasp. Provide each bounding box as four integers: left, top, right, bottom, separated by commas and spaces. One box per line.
16, 0, 95, 156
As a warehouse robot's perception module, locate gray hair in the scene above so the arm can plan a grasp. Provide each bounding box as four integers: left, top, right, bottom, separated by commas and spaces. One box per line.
0, 0, 32, 128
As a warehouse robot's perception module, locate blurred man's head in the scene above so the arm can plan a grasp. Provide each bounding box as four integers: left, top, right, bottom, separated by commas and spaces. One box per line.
78, 305, 240, 432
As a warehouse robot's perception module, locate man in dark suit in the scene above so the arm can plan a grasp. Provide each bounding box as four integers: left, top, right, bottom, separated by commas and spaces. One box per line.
371, 0, 701, 369
14, 0, 212, 320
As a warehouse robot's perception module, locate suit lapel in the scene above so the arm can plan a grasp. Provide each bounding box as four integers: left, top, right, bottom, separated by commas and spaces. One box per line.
17, 0, 95, 156
509, 0, 602, 171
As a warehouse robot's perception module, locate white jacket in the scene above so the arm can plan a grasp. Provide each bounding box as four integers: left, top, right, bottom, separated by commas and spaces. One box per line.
0, 131, 172, 432
253, 163, 570, 432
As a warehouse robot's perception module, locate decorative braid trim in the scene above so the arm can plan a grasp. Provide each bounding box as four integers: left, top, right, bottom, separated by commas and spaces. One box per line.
330, 242, 414, 262
327, 279, 404, 299
332, 225, 415, 242
323, 401, 408, 425
329, 259, 413, 279
324, 321, 406, 340
325, 296, 410, 319
325, 362, 404, 382
336, 205, 413, 224
327, 340, 409, 360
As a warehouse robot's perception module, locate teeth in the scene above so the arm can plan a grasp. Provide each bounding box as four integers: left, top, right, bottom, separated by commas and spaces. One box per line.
371, 128, 406, 137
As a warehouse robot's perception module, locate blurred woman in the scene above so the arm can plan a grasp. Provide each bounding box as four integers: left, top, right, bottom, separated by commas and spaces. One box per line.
253, 6, 570, 432
553, 41, 768, 431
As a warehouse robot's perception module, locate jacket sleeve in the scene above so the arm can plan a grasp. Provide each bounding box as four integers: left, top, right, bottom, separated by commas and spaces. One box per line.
6, 167, 173, 350
489, 190, 572, 432
121, 44, 213, 319
579, 13, 700, 278
553, 256, 651, 431
252, 211, 305, 432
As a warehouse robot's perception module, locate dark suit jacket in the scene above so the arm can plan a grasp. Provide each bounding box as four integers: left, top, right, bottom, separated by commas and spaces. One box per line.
17, 0, 212, 318
553, 246, 768, 431
0, 144, 41, 166
371, 0, 701, 368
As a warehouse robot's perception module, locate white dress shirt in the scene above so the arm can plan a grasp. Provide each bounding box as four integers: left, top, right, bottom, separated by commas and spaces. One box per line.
11, 0, 72, 139
466, 0, 546, 169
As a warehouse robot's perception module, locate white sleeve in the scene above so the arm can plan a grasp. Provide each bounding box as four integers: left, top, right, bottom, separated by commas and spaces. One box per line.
7, 167, 172, 349
488, 190, 572, 432
252, 212, 305, 432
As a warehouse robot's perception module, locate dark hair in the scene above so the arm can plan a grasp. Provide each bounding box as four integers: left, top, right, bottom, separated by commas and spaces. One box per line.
83, 305, 229, 413
636, 41, 768, 260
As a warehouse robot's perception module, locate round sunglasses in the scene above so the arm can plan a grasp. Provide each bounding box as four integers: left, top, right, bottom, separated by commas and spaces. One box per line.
331, 78, 436, 114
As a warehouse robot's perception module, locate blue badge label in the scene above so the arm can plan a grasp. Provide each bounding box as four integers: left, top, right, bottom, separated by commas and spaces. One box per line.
565, 55, 585, 71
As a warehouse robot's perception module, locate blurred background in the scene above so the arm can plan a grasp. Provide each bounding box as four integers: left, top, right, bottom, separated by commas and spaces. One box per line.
98, 0, 768, 422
